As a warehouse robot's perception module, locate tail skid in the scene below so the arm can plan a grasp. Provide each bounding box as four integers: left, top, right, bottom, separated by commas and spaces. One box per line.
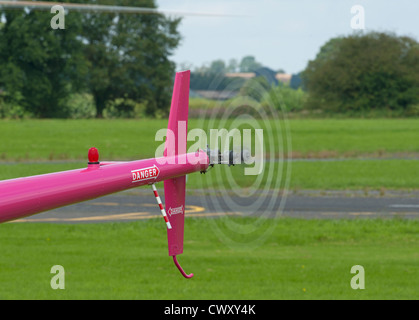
173, 255, 193, 279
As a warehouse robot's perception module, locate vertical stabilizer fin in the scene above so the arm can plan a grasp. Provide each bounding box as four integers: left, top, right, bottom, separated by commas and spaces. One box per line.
163, 70, 193, 278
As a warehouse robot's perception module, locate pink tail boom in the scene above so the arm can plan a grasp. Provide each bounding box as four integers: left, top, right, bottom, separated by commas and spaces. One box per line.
164, 70, 192, 278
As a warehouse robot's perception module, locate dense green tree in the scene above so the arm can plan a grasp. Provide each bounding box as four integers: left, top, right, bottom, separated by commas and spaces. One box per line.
290, 73, 303, 90
208, 59, 226, 74
0, 0, 181, 118
239, 56, 262, 73
239, 76, 271, 102
80, 0, 181, 117
0, 6, 86, 117
226, 58, 238, 73
190, 72, 245, 91
302, 32, 419, 113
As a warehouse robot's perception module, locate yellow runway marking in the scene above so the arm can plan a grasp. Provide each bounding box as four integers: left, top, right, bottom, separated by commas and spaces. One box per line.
186, 205, 206, 214
348, 212, 376, 216
14, 211, 241, 223
320, 211, 377, 216
90, 202, 119, 206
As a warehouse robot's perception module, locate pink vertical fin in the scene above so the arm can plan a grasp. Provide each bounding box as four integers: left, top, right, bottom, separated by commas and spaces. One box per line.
164, 70, 193, 278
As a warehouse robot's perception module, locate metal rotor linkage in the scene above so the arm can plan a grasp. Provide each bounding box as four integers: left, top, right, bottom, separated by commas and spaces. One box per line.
200, 147, 251, 174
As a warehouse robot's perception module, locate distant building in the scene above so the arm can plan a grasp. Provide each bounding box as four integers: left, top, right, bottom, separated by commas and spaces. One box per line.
192, 90, 237, 100
254, 67, 278, 86
275, 73, 292, 84
225, 68, 292, 85
190, 67, 294, 101
224, 72, 255, 79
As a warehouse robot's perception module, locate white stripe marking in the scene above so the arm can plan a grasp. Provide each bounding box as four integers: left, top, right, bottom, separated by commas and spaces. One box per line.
389, 204, 419, 208
151, 184, 172, 229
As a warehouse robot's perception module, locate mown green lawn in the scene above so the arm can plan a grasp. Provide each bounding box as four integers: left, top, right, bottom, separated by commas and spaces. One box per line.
1, 158, 418, 190
0, 118, 418, 160
0, 118, 418, 190
1, 119, 418, 300
288, 118, 419, 155
0, 218, 418, 299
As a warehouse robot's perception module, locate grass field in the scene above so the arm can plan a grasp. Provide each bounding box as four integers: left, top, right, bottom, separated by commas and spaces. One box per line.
1, 118, 418, 300
2, 159, 418, 191
1, 118, 419, 190
1, 118, 419, 160
0, 218, 418, 299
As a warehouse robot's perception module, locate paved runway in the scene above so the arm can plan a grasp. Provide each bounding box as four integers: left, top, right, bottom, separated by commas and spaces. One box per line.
11, 189, 419, 223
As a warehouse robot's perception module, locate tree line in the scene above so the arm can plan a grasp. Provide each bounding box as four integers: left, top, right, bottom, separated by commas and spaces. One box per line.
184, 55, 285, 74
302, 32, 419, 115
0, 4, 417, 120
0, 0, 181, 118
190, 32, 419, 116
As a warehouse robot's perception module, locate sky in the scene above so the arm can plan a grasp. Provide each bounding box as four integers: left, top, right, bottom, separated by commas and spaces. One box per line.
157, 0, 419, 74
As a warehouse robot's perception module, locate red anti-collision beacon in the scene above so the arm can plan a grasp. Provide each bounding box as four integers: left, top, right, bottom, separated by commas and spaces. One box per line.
88, 147, 99, 164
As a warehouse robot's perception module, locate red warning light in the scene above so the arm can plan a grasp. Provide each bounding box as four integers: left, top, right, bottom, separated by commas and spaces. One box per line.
88, 147, 99, 163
